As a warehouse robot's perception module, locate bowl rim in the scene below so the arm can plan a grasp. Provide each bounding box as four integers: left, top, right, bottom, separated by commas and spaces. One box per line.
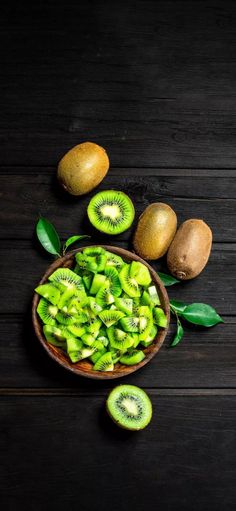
32, 245, 170, 379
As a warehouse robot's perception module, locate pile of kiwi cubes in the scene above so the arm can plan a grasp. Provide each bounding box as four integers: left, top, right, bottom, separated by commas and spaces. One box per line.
35, 246, 167, 371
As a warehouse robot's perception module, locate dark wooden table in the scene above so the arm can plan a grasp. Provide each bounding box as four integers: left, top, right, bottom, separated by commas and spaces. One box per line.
1, 1, 236, 509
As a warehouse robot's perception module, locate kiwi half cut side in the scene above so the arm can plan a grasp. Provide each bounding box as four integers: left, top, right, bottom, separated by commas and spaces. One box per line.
87, 190, 135, 235
106, 385, 152, 430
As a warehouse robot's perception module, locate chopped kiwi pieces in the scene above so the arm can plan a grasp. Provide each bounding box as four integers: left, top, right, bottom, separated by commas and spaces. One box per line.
35, 247, 167, 369
106, 385, 152, 430
87, 190, 135, 235
35, 283, 60, 306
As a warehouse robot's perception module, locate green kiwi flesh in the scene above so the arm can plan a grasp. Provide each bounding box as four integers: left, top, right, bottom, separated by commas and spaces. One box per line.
35, 247, 168, 371
87, 190, 135, 235
106, 385, 152, 430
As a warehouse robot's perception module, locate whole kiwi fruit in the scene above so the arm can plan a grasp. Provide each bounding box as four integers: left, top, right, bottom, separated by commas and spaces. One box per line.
133, 203, 177, 260
57, 142, 109, 195
167, 219, 212, 280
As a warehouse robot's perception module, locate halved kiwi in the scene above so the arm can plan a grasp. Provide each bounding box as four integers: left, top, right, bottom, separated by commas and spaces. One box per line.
106, 385, 152, 430
87, 190, 135, 235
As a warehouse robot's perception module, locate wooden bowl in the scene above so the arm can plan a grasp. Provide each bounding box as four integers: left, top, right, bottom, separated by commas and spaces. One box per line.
32, 246, 170, 379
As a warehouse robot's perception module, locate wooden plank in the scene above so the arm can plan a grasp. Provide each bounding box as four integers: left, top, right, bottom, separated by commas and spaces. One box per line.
0, 316, 233, 390
1, 395, 236, 510
1, 1, 236, 167
1, 174, 235, 241
0, 244, 234, 314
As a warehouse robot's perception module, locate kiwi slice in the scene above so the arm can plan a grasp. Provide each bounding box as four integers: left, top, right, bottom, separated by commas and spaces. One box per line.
140, 290, 153, 308
93, 352, 114, 371
86, 318, 102, 336
56, 310, 76, 326
119, 350, 145, 366
104, 267, 122, 297
35, 283, 60, 306
131, 333, 140, 348
87, 190, 135, 235
153, 307, 168, 328
67, 323, 86, 337
81, 333, 96, 346
129, 261, 152, 286
141, 325, 158, 347
37, 298, 58, 326
99, 309, 125, 328
105, 251, 125, 270
114, 297, 133, 316
90, 346, 107, 364
49, 268, 83, 291
96, 283, 115, 308
119, 316, 140, 333
138, 306, 153, 341
148, 285, 160, 306
90, 274, 107, 294
82, 271, 93, 291
83, 246, 105, 256
43, 325, 67, 348
107, 327, 133, 351
106, 385, 152, 430
119, 264, 141, 298
67, 337, 96, 362
87, 297, 102, 315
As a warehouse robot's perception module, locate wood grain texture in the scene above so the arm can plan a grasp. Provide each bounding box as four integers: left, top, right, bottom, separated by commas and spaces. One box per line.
1, 395, 236, 511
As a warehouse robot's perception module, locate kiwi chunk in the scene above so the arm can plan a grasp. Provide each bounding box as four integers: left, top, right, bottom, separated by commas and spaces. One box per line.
35, 283, 60, 306
93, 352, 114, 371
87, 190, 135, 235
99, 309, 125, 327
106, 385, 152, 430
153, 307, 168, 328
90, 274, 107, 294
119, 316, 140, 333
83, 246, 105, 257
148, 285, 160, 306
49, 268, 83, 291
141, 324, 158, 347
104, 267, 122, 297
56, 310, 76, 326
120, 350, 145, 366
43, 325, 67, 348
138, 306, 153, 341
114, 297, 133, 316
96, 283, 115, 308
105, 251, 125, 270
119, 264, 141, 298
107, 327, 133, 351
37, 299, 58, 326
129, 261, 152, 286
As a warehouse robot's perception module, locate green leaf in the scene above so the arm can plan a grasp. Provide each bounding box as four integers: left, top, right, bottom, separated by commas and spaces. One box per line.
182, 303, 224, 327
170, 300, 187, 314
63, 235, 90, 254
158, 272, 180, 286
169, 317, 184, 348
36, 218, 61, 256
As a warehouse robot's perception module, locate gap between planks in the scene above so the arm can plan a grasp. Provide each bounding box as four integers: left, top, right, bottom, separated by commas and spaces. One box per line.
1, 388, 236, 397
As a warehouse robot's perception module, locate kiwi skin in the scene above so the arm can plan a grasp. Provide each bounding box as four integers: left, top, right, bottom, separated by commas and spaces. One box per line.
133, 203, 177, 260
167, 219, 212, 280
57, 142, 109, 196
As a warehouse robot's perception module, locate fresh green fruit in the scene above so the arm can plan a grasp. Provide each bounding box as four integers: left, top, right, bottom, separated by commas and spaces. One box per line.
148, 285, 160, 306
138, 306, 153, 341
43, 325, 66, 347
66, 337, 83, 353
153, 307, 168, 328
67, 337, 96, 362
104, 267, 122, 297
90, 346, 107, 364
81, 333, 96, 346
99, 309, 125, 327
56, 310, 76, 326
131, 333, 140, 348
105, 251, 125, 270
114, 297, 133, 316
49, 268, 83, 291
140, 290, 154, 308
87, 190, 135, 235
67, 324, 86, 337
82, 271, 93, 290
120, 350, 145, 366
119, 264, 140, 298
93, 352, 114, 371
35, 283, 60, 306
37, 299, 58, 326
83, 246, 106, 256
57, 142, 109, 196
140, 324, 158, 347
87, 297, 102, 315
97, 336, 109, 347
107, 327, 133, 351
129, 261, 152, 286
96, 283, 115, 308
106, 385, 152, 430
90, 274, 107, 294
119, 316, 139, 333
86, 319, 102, 336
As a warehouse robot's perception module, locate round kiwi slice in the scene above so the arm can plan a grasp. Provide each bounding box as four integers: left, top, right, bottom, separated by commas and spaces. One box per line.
87, 190, 135, 235
106, 385, 152, 430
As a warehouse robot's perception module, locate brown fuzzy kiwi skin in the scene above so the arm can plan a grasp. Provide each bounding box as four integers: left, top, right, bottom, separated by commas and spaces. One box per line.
167, 219, 212, 280
133, 203, 177, 260
57, 142, 109, 196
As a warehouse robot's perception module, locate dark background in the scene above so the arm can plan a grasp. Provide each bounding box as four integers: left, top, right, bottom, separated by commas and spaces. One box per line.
0, 1, 236, 510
